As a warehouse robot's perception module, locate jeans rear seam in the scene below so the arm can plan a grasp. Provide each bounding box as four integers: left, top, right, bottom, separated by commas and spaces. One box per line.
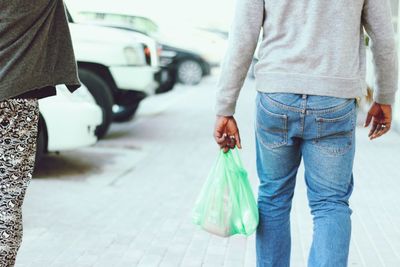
262, 93, 355, 115
306, 99, 355, 115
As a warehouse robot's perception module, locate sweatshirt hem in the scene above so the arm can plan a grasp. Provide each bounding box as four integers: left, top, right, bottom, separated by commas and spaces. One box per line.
255, 72, 368, 100
0, 74, 81, 101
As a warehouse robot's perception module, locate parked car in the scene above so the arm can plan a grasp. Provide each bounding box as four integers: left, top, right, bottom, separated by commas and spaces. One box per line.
67, 11, 162, 136
71, 9, 227, 85
160, 43, 211, 86
77, 20, 176, 96
36, 84, 102, 166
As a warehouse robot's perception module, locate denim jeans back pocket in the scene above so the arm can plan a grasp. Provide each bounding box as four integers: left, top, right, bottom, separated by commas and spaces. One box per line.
256, 98, 288, 149
314, 103, 356, 156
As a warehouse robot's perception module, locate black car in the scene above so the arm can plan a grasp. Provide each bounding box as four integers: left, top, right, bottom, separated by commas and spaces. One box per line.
159, 44, 211, 86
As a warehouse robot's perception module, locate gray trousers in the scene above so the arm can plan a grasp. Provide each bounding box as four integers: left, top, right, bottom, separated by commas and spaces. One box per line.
0, 99, 39, 267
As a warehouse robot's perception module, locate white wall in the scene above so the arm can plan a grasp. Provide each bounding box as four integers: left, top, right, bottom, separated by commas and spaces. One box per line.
365, 1, 399, 130
394, 0, 400, 131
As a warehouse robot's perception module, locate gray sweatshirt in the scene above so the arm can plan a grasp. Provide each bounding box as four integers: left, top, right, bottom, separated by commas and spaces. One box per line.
216, 0, 398, 116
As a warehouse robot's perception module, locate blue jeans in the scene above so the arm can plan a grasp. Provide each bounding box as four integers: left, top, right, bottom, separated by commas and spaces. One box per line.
255, 92, 357, 267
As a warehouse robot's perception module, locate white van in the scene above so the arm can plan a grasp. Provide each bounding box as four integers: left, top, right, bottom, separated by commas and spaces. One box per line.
36, 85, 102, 166
67, 11, 161, 138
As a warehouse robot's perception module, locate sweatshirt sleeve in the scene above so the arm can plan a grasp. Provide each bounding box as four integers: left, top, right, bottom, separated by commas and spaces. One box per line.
215, 0, 264, 116
362, 0, 398, 105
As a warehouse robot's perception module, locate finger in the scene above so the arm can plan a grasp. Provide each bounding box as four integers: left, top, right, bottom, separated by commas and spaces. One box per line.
223, 145, 229, 153
371, 123, 382, 138
364, 113, 373, 127
372, 128, 387, 139
214, 133, 227, 145
219, 141, 226, 148
379, 124, 391, 136
234, 132, 242, 149
215, 136, 226, 145
368, 120, 378, 137
370, 123, 382, 139
218, 140, 229, 150
375, 110, 392, 138
227, 135, 236, 149
373, 119, 387, 135
214, 131, 222, 139
372, 124, 391, 139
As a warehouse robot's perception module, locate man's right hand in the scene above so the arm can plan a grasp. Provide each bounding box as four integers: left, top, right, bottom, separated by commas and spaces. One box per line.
214, 116, 242, 153
364, 102, 392, 140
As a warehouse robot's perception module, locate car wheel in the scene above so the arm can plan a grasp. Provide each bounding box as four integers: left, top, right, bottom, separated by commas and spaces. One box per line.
155, 68, 177, 94
112, 103, 140, 122
78, 68, 114, 139
34, 113, 46, 171
177, 59, 203, 85
156, 79, 175, 94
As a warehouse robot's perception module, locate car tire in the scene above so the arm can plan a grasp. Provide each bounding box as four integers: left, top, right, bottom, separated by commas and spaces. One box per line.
112, 103, 140, 122
78, 68, 114, 139
34, 113, 46, 171
155, 79, 175, 94
177, 59, 203, 85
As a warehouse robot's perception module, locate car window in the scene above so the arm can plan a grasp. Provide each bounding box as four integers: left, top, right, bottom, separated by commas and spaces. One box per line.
129, 17, 158, 36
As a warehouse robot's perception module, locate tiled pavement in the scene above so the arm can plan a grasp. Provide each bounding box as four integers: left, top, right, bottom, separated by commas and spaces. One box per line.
15, 76, 400, 266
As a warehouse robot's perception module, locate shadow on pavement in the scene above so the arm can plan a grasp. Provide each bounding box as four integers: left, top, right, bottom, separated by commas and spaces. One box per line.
33, 150, 108, 180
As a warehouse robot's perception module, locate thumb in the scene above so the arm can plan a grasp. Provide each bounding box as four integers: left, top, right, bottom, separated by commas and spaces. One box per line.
364, 113, 372, 127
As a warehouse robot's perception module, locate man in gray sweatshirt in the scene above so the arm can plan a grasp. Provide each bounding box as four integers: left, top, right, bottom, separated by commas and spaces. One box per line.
214, 0, 398, 266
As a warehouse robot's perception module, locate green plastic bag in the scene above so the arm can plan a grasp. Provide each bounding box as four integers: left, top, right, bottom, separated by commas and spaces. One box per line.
192, 148, 259, 237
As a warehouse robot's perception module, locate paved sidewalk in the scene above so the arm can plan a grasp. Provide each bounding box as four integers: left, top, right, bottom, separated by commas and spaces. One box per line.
15, 77, 400, 267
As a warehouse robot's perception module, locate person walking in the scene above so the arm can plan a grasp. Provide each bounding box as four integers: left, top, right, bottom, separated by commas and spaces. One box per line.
0, 1, 80, 266
214, 0, 398, 266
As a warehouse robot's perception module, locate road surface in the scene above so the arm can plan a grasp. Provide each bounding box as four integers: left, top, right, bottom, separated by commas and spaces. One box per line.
16, 75, 400, 267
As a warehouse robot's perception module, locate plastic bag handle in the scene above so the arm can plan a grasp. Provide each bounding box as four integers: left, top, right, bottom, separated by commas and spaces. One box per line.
220, 148, 245, 170
218, 148, 244, 173
232, 148, 244, 167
